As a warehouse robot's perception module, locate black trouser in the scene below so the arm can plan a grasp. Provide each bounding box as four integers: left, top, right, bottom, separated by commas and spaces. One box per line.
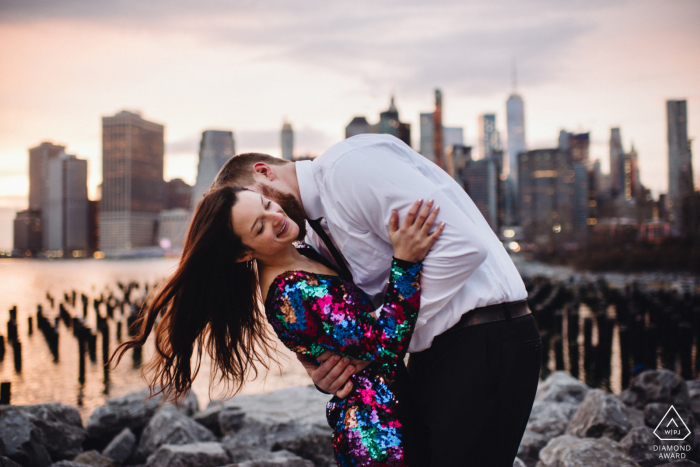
407, 313, 541, 467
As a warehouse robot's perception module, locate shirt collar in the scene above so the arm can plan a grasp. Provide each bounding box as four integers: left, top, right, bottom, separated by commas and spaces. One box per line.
296, 160, 325, 220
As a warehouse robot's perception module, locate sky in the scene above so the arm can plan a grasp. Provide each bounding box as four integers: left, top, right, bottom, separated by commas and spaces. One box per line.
1, 0, 700, 247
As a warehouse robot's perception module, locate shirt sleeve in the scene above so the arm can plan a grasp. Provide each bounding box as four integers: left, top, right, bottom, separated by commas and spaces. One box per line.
325, 139, 488, 339
265, 258, 422, 364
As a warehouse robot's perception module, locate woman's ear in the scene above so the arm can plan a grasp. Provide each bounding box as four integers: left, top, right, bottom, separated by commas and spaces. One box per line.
235, 251, 253, 263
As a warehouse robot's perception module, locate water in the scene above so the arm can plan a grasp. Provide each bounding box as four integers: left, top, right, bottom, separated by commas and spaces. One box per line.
0, 258, 309, 423
1, 256, 698, 423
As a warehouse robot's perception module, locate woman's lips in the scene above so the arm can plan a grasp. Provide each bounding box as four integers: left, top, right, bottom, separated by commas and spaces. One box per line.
277, 219, 288, 237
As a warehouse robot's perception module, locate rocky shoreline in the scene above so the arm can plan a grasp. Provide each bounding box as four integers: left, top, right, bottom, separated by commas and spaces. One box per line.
0, 369, 699, 467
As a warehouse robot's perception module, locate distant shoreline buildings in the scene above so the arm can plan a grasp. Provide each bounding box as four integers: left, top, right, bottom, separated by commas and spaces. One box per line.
9, 88, 699, 259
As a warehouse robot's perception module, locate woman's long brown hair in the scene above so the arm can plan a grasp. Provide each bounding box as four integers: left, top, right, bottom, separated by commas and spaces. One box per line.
110, 186, 278, 402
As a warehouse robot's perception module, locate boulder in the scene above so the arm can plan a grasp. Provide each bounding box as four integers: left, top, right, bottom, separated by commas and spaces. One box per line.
526, 401, 579, 438
536, 435, 641, 467
644, 403, 695, 435
656, 462, 699, 466
517, 430, 549, 467
687, 379, 700, 423
144, 442, 229, 467
23, 404, 87, 461
193, 404, 224, 437
627, 406, 647, 429
218, 407, 245, 436
49, 462, 92, 467
620, 370, 690, 410
222, 450, 315, 467
133, 405, 216, 462
619, 425, 694, 467
566, 389, 632, 441
514, 458, 527, 467
101, 428, 136, 463
220, 386, 333, 467
535, 372, 590, 405
0, 457, 21, 467
86, 389, 199, 447
71, 451, 117, 467
0, 407, 52, 467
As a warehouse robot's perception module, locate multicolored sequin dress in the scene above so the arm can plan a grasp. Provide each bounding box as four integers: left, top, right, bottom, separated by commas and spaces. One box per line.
264, 244, 422, 467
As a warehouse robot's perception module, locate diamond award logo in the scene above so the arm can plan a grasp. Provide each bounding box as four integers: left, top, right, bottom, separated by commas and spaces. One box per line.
653, 405, 691, 441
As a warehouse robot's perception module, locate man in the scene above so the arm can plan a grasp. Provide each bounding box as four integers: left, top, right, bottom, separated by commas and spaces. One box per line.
211, 134, 541, 466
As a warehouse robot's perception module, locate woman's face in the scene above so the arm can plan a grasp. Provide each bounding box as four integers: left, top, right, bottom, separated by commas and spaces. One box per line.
231, 190, 300, 258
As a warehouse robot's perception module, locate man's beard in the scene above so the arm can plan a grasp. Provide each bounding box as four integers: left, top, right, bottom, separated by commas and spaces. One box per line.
260, 185, 307, 240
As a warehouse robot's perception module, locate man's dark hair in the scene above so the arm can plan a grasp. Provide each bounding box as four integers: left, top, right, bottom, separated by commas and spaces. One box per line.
212, 153, 291, 190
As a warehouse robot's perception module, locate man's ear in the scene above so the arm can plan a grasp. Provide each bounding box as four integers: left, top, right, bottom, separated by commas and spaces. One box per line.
235, 251, 253, 263
252, 162, 275, 181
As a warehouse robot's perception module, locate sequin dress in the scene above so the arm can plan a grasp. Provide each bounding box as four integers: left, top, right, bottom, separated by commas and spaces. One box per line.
265, 244, 422, 467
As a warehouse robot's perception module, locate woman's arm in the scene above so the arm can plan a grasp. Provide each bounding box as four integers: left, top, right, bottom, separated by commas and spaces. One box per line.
266, 258, 421, 365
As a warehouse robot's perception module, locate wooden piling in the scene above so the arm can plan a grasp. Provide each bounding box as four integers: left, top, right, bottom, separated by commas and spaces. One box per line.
0, 382, 10, 404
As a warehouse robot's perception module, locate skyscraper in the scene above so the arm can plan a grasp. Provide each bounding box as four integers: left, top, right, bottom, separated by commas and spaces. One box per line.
506, 93, 526, 185
344, 97, 411, 147
44, 152, 89, 254
345, 117, 371, 139
433, 90, 444, 169
478, 114, 498, 160
281, 121, 294, 160
28, 142, 64, 212
191, 130, 235, 209
667, 99, 693, 232
609, 128, 624, 196
100, 110, 164, 256
419, 113, 434, 162
460, 157, 501, 232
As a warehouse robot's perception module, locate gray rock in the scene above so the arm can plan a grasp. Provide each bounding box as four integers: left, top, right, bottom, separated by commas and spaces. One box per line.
514, 458, 527, 467
86, 389, 199, 446
133, 405, 216, 462
687, 379, 700, 424
222, 450, 315, 467
102, 427, 136, 463
49, 462, 92, 467
527, 401, 579, 438
72, 450, 117, 467
535, 435, 641, 467
0, 456, 21, 467
619, 425, 694, 467
0, 407, 52, 467
193, 404, 224, 437
627, 406, 647, 429
219, 407, 245, 436
566, 389, 632, 441
536, 372, 590, 406
656, 462, 699, 466
220, 386, 332, 467
144, 442, 229, 467
517, 430, 550, 467
620, 370, 690, 410
644, 403, 695, 435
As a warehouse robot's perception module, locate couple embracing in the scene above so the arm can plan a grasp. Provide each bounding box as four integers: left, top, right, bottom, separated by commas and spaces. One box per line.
114, 134, 542, 466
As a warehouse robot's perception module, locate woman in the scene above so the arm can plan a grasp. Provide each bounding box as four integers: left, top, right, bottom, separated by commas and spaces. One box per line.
112, 186, 443, 466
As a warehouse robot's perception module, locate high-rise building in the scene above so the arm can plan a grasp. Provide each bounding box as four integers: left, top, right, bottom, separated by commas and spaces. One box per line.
165, 178, 192, 210
609, 128, 624, 196
345, 117, 371, 139
43, 152, 89, 255
460, 157, 501, 232
667, 99, 693, 232
191, 130, 235, 210
518, 148, 577, 245
281, 121, 294, 160
345, 97, 411, 147
434, 90, 444, 169
13, 210, 42, 256
419, 113, 434, 162
28, 142, 64, 212
100, 110, 164, 256
558, 131, 590, 240
506, 93, 526, 185
624, 144, 641, 201
478, 114, 499, 160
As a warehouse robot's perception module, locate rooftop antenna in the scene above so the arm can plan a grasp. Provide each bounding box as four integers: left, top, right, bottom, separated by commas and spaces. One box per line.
512, 57, 518, 93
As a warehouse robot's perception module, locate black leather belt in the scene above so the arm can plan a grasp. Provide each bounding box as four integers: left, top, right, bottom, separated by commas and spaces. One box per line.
449, 300, 531, 332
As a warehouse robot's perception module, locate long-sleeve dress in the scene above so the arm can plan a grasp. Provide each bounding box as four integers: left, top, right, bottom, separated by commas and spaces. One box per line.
264, 244, 422, 467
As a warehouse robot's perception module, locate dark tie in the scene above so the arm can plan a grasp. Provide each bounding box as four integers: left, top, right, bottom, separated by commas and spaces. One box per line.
307, 218, 353, 281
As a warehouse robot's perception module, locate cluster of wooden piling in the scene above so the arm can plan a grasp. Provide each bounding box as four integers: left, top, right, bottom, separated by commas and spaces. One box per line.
525, 275, 700, 390
1, 280, 153, 404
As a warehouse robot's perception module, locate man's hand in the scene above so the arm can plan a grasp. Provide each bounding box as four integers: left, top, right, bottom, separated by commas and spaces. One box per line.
296, 351, 370, 398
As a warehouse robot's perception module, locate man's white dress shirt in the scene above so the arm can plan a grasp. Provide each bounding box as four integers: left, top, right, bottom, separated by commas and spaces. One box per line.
296, 134, 527, 352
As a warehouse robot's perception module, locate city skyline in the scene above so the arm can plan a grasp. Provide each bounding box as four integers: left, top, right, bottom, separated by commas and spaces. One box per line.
1, 1, 699, 248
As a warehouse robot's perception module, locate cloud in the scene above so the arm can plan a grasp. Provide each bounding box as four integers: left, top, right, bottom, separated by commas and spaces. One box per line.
0, 0, 612, 94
